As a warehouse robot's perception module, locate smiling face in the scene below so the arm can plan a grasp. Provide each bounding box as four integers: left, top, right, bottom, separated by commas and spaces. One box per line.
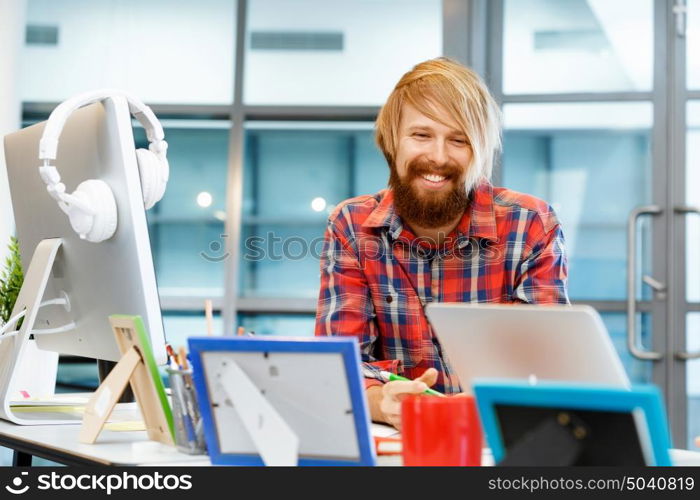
389, 103, 473, 229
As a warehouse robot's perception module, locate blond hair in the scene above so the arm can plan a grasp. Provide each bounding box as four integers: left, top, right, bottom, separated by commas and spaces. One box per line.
376, 58, 502, 189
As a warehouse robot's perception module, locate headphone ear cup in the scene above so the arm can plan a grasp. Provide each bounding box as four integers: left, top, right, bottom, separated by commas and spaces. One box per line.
71, 179, 118, 242
154, 154, 169, 203
136, 148, 167, 209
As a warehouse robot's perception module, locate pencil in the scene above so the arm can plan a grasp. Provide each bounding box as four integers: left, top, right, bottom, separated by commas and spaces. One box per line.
178, 346, 189, 370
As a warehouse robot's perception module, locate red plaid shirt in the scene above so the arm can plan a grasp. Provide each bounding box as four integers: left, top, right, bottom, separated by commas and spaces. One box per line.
314, 181, 569, 394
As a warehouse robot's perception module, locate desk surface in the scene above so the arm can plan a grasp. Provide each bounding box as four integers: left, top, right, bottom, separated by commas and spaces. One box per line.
0, 406, 698, 466
0, 403, 208, 466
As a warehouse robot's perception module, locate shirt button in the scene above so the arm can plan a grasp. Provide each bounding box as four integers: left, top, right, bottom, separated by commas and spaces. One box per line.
385, 295, 393, 303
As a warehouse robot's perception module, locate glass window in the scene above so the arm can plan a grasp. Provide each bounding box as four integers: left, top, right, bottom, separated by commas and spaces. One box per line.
21, 0, 235, 104
238, 313, 316, 337
686, 101, 700, 302
502, 0, 653, 94
165, 313, 315, 340
502, 102, 653, 301
689, 0, 700, 90
244, 0, 442, 105
56, 357, 99, 392
600, 312, 653, 386
0, 449, 19, 466
135, 122, 231, 298
686, 313, 700, 450
162, 311, 223, 347
240, 123, 387, 298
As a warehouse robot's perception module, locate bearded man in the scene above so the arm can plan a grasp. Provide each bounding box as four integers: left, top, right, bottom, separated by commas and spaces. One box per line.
315, 58, 569, 429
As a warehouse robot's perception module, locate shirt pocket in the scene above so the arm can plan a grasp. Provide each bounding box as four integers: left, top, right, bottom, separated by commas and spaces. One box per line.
369, 282, 427, 369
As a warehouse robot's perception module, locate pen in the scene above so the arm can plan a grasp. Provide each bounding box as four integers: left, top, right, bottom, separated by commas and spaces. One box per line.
378, 370, 445, 397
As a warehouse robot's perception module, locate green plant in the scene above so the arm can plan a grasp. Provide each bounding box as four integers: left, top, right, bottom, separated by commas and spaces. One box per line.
0, 236, 24, 325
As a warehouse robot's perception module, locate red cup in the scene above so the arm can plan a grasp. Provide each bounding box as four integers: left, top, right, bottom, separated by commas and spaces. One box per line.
401, 395, 482, 466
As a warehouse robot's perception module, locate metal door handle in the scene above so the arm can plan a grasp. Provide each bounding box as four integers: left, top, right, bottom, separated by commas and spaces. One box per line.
674, 205, 700, 360
642, 275, 667, 300
627, 205, 663, 360
674, 205, 700, 214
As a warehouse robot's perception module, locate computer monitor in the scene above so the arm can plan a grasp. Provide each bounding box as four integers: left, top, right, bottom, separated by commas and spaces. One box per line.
426, 303, 630, 392
3, 96, 167, 365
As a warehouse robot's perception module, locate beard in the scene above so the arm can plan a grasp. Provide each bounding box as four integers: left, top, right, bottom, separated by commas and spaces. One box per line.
389, 157, 469, 229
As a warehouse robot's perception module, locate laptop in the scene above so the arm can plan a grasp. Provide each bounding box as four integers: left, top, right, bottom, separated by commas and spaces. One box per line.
425, 303, 630, 393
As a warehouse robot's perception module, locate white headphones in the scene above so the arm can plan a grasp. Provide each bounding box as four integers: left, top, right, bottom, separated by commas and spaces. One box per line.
37, 89, 169, 243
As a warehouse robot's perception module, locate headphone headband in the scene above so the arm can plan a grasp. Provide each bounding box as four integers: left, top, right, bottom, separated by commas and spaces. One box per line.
39, 89, 165, 161
36, 89, 169, 242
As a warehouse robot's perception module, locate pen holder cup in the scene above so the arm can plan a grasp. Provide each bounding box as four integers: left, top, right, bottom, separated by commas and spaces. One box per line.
167, 368, 207, 455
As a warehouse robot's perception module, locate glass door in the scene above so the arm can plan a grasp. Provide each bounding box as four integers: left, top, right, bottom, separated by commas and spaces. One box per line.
501, 101, 660, 388
674, 0, 700, 450
496, 0, 663, 391
495, 0, 700, 447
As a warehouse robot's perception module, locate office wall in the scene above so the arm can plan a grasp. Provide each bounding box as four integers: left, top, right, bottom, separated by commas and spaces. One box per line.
0, 0, 26, 262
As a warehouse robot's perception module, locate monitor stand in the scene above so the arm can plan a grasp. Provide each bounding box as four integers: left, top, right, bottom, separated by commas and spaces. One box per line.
0, 238, 74, 425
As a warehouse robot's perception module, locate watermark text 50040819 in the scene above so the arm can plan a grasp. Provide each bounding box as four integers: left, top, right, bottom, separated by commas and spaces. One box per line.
489, 475, 695, 493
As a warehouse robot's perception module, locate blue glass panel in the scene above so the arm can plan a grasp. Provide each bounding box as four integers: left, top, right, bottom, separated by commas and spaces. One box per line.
502, 103, 653, 301
135, 125, 230, 296
688, 0, 700, 89
162, 311, 223, 348
686, 313, 700, 450
237, 313, 316, 337
241, 126, 386, 298
600, 312, 653, 386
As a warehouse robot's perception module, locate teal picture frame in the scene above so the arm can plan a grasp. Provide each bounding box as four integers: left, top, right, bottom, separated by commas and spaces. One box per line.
473, 380, 672, 466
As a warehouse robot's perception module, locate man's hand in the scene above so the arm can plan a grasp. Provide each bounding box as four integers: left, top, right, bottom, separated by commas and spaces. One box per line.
368, 368, 439, 430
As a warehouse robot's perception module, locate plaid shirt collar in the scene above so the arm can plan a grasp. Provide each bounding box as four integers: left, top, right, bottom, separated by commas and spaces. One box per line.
362, 180, 499, 244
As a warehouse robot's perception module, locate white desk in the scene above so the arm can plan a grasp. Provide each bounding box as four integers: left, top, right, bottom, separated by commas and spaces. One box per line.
0, 403, 208, 466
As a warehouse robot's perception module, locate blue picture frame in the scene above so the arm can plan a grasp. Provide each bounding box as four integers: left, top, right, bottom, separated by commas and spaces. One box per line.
473, 380, 672, 466
188, 336, 376, 466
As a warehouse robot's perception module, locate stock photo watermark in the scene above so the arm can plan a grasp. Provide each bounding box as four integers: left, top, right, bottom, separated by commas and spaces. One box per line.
3, 471, 193, 496
200, 232, 503, 265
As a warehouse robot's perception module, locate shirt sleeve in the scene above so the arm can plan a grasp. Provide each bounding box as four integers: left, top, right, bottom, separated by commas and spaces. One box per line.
314, 212, 399, 389
513, 214, 570, 305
